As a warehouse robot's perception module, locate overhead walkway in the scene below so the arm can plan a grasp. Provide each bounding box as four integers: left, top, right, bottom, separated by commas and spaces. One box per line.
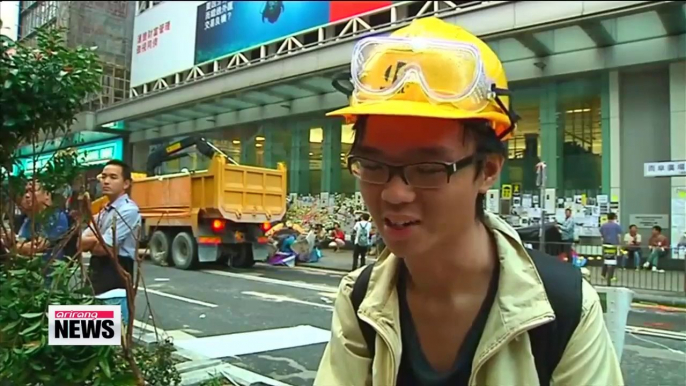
68, 0, 684, 143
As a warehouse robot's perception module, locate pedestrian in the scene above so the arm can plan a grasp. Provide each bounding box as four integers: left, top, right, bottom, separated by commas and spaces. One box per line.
645, 225, 669, 272
600, 212, 623, 280
79, 160, 141, 326
315, 17, 621, 386
351, 213, 371, 270
559, 208, 575, 262
623, 224, 642, 269
15, 181, 69, 267
329, 222, 345, 252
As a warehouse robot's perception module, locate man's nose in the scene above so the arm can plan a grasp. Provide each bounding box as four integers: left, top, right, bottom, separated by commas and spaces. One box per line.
380, 175, 416, 205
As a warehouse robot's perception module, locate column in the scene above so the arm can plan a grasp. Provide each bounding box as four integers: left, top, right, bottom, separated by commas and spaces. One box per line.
289, 124, 309, 194
240, 130, 256, 165
601, 71, 621, 199
263, 123, 276, 168
669, 62, 686, 256
131, 142, 149, 172
539, 83, 562, 190
321, 120, 342, 194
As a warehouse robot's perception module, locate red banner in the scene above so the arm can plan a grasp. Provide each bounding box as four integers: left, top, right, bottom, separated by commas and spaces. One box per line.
329, 1, 393, 23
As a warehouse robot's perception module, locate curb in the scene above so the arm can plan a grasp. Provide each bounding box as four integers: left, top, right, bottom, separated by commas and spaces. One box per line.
633, 294, 686, 309
131, 324, 291, 386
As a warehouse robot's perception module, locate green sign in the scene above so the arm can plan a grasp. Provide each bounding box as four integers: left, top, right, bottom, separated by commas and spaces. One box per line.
102, 121, 125, 130
16, 138, 124, 176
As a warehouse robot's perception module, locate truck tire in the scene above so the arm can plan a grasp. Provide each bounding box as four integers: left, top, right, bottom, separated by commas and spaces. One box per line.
231, 243, 255, 268
171, 232, 198, 270
149, 230, 172, 266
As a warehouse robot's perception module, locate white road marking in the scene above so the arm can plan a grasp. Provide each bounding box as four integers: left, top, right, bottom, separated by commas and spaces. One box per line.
174, 325, 331, 359
626, 326, 686, 341
144, 288, 218, 308
284, 265, 346, 276
242, 291, 334, 311
221, 364, 292, 386
202, 269, 338, 293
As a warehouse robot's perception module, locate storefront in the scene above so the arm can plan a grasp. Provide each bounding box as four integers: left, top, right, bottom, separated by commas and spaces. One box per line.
14, 137, 124, 198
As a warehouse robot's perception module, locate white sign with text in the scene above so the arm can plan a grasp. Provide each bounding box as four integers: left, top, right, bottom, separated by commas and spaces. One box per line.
48, 305, 121, 346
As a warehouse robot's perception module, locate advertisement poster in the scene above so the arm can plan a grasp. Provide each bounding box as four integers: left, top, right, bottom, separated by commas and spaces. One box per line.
130, 1, 206, 87
131, 0, 394, 86
194, 1, 392, 65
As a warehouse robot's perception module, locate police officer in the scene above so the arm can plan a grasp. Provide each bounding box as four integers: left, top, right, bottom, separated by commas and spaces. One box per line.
80, 160, 140, 325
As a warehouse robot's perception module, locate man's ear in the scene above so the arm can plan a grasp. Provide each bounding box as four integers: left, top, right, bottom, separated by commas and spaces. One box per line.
478, 154, 505, 194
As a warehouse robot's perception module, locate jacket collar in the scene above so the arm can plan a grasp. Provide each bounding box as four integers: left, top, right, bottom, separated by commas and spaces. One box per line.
358, 212, 555, 351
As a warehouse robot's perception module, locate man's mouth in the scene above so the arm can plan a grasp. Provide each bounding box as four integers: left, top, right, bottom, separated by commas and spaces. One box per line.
384, 217, 421, 230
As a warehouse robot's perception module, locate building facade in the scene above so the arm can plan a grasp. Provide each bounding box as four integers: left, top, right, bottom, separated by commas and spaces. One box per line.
12, 1, 686, 257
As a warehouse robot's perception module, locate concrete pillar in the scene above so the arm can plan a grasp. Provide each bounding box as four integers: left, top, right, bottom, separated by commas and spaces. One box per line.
321, 120, 342, 194
240, 130, 256, 165
540, 83, 562, 190
263, 123, 276, 168
289, 125, 309, 194
669, 62, 686, 253
601, 71, 621, 200
131, 141, 149, 172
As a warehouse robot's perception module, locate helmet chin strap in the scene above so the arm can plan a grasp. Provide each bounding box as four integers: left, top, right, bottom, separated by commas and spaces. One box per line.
491, 85, 521, 140
331, 72, 354, 97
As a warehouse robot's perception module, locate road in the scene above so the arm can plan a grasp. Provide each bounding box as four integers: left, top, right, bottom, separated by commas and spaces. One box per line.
132, 262, 686, 386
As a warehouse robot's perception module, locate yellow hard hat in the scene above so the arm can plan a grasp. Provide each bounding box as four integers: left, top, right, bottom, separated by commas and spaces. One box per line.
328, 17, 515, 139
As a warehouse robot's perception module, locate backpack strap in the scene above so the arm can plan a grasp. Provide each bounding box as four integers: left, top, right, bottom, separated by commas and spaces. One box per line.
526, 248, 583, 386
350, 264, 376, 359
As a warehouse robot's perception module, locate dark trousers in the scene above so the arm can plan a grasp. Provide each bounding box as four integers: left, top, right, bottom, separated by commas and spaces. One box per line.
352, 244, 369, 270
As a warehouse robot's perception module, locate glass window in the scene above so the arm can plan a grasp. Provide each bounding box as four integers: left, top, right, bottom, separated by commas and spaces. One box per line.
559, 78, 602, 196
341, 123, 356, 194
309, 127, 323, 195
505, 89, 541, 193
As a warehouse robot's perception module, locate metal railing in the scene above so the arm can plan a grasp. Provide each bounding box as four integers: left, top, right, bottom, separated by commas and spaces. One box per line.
527, 240, 686, 294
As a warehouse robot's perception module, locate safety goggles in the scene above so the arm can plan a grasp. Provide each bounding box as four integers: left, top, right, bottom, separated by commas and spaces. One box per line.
350, 36, 495, 112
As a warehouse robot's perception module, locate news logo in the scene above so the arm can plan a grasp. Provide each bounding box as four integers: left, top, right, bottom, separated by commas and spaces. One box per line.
48, 305, 121, 346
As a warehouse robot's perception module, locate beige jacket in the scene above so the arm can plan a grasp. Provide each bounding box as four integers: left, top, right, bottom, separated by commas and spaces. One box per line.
315, 213, 623, 386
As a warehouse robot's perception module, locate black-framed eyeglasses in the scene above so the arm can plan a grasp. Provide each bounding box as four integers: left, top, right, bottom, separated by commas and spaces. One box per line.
347, 155, 479, 189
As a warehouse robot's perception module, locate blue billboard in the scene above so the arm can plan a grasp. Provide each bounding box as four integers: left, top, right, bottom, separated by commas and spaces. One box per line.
194, 1, 331, 65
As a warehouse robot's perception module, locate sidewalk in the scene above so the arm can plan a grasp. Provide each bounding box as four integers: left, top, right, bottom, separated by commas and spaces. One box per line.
301, 249, 686, 308
301, 249, 374, 272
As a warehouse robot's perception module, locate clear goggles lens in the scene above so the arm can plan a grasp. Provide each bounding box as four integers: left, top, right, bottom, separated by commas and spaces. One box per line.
351, 37, 493, 112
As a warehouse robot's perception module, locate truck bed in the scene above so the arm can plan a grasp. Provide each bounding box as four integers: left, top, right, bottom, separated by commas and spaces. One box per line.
131, 156, 287, 225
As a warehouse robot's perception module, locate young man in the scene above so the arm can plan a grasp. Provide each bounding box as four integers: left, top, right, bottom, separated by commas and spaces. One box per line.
352, 213, 372, 270
315, 17, 622, 385
623, 224, 642, 269
79, 160, 141, 325
645, 225, 669, 272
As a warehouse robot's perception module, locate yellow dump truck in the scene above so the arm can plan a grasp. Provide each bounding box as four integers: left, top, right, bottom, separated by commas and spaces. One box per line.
92, 136, 287, 269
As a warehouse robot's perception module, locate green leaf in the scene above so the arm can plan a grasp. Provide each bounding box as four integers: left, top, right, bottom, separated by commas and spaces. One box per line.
2, 319, 21, 332
3, 79, 10, 89
19, 312, 43, 319
99, 357, 111, 379
8, 269, 27, 275
19, 320, 43, 336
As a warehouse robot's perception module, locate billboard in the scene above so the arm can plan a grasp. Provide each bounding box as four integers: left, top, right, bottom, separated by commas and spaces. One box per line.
131, 1, 392, 87
130, 1, 205, 87
195, 1, 392, 64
